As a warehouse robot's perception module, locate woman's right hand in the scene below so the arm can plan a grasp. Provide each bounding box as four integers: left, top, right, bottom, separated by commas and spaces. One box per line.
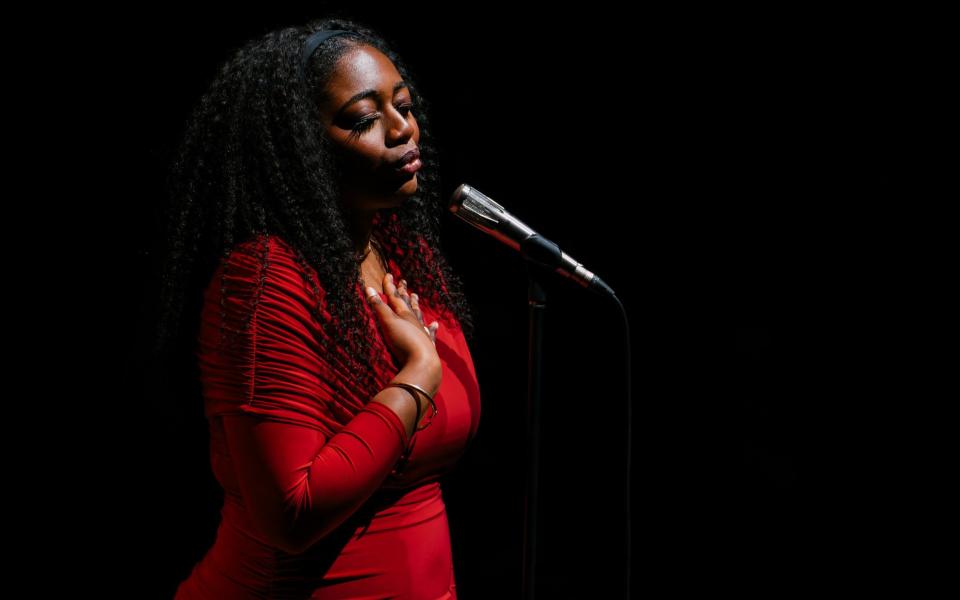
365, 273, 442, 396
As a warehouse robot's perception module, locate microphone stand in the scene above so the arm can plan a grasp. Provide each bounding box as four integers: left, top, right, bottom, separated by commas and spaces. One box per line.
447, 184, 624, 597
521, 259, 547, 600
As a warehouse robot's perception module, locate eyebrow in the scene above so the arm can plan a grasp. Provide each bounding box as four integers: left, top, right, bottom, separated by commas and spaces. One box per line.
336, 80, 409, 118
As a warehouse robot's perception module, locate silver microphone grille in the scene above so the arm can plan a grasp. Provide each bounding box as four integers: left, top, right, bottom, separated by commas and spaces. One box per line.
449, 183, 507, 231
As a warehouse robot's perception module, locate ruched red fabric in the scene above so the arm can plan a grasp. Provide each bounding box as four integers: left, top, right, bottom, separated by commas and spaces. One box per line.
174, 233, 481, 599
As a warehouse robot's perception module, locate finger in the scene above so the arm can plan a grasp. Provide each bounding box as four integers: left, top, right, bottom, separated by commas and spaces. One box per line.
410, 293, 423, 324
383, 273, 409, 314
396, 278, 413, 310
429, 321, 439, 342
365, 286, 390, 316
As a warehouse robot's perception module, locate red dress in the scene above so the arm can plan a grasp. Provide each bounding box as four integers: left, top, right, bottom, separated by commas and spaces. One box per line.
174, 234, 482, 599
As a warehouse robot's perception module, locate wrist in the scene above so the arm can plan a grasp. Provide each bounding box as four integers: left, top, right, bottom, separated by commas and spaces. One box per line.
399, 357, 441, 397
371, 387, 420, 440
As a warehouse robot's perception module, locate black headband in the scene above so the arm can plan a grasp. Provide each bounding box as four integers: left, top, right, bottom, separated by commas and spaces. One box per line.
299, 29, 359, 81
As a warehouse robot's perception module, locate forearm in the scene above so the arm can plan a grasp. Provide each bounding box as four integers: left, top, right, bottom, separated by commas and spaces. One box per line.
370, 358, 441, 439
282, 401, 408, 552
280, 361, 439, 552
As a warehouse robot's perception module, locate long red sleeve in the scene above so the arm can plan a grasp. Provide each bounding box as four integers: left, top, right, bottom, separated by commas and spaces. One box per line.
195, 234, 411, 553
219, 402, 409, 554
176, 232, 482, 599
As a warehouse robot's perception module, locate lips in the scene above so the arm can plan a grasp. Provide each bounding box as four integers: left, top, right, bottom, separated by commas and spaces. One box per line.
392, 147, 422, 175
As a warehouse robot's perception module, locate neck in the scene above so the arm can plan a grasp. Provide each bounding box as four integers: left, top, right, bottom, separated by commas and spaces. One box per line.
346, 207, 378, 258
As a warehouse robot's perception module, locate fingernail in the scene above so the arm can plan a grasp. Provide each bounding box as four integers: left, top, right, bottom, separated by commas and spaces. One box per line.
386, 273, 392, 281
366, 286, 377, 298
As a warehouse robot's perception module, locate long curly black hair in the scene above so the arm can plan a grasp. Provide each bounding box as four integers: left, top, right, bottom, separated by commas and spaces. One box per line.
153, 16, 475, 397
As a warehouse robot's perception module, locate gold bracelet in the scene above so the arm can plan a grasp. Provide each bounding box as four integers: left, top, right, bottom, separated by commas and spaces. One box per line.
384, 382, 422, 431
385, 381, 438, 431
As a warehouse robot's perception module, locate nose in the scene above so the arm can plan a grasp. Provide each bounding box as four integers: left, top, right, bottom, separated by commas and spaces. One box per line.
384, 104, 415, 146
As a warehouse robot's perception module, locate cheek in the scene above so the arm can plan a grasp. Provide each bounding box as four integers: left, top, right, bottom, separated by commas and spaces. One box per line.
339, 140, 382, 174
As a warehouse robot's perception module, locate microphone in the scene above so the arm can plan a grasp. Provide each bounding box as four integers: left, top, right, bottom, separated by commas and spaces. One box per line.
448, 183, 617, 298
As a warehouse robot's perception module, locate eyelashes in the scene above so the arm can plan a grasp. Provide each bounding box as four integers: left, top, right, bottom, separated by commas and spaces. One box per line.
350, 102, 416, 135
351, 116, 377, 135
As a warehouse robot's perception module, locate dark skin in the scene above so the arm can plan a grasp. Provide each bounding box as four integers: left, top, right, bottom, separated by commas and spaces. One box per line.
216, 48, 442, 548
317, 44, 419, 279
316, 43, 440, 431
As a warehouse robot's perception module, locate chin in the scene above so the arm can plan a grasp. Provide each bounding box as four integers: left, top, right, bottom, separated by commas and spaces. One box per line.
385, 175, 418, 202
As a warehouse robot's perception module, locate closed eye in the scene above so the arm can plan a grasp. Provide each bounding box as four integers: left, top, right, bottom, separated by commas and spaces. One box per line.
349, 102, 416, 137
350, 115, 378, 135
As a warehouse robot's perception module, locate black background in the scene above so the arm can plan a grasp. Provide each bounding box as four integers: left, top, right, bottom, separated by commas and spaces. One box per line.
42, 4, 941, 598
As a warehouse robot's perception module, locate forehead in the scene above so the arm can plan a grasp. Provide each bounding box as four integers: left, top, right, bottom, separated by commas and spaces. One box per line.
325, 45, 403, 101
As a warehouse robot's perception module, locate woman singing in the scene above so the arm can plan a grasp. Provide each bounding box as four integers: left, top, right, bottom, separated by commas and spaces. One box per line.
156, 16, 481, 599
